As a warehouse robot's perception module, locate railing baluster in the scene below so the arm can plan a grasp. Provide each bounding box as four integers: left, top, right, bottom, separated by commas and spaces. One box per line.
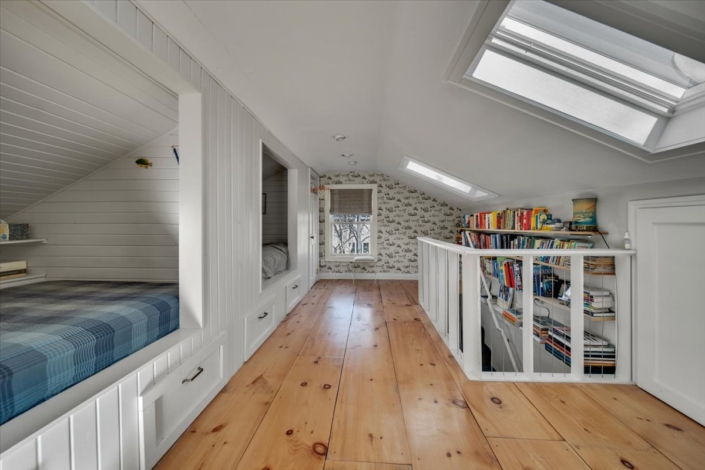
448, 252, 459, 351
437, 249, 447, 333
570, 254, 585, 381
461, 253, 482, 379
522, 255, 534, 378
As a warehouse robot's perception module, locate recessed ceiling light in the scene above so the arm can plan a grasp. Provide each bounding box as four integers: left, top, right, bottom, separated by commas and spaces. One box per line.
332, 134, 347, 141
348, 160, 357, 166
341, 153, 354, 158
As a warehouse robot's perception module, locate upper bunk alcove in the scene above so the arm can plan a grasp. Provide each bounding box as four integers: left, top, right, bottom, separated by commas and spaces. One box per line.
0, 0, 179, 281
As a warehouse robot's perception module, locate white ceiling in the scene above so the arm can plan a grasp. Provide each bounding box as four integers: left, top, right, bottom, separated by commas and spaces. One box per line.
138, 0, 705, 208
0, 1, 177, 219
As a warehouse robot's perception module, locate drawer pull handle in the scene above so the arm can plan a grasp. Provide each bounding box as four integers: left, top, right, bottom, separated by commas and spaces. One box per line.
182, 367, 204, 384
292, 285, 299, 290
258, 311, 269, 320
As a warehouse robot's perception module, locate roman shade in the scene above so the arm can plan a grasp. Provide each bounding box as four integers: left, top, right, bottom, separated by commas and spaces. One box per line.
329, 188, 374, 215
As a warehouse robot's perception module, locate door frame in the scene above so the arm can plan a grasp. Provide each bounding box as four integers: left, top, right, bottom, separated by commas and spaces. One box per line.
628, 194, 705, 384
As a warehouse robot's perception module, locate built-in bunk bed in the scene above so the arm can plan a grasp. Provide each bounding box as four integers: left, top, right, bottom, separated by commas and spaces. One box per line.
0, 282, 180, 425
0, 2, 212, 467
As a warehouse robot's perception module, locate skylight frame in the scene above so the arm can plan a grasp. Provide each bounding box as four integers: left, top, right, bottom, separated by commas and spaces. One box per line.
443, 0, 705, 163
399, 156, 498, 201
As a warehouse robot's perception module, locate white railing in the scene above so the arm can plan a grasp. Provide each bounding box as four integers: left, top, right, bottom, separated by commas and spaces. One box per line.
418, 237, 635, 383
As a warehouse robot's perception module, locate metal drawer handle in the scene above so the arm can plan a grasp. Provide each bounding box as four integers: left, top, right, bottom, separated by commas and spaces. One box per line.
292, 285, 299, 290
258, 311, 269, 320
182, 366, 204, 384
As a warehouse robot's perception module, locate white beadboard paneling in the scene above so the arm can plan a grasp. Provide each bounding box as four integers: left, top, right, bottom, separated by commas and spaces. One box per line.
0, 1, 316, 468
38, 418, 70, 470
96, 387, 120, 470
136, 10, 153, 51
116, 1, 137, 38
0, 2, 178, 218
4, 135, 179, 281
262, 171, 288, 244
1, 440, 37, 470
94, 0, 117, 22
70, 404, 98, 470
118, 376, 139, 470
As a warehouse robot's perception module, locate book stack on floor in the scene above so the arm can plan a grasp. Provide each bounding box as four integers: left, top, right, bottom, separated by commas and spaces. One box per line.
1, 260, 27, 280
545, 325, 616, 374
584, 288, 615, 318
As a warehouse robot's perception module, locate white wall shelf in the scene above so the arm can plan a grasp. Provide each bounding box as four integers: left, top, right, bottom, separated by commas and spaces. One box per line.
0, 273, 46, 288
0, 239, 47, 245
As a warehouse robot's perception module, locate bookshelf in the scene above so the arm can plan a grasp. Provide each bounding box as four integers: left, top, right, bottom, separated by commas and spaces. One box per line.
462, 228, 607, 237
483, 275, 616, 322
498, 255, 615, 276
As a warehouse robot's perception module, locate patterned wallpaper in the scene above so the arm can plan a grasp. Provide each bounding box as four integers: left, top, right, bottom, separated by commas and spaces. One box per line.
319, 172, 461, 274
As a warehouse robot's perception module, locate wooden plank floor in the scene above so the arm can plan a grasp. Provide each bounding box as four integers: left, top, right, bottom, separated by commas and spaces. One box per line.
157, 280, 705, 470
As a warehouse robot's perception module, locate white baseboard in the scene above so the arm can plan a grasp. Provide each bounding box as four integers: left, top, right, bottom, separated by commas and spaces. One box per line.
318, 273, 418, 280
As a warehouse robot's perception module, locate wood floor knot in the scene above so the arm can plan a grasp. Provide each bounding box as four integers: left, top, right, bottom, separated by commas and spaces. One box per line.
311, 442, 328, 456
620, 458, 635, 469
490, 397, 502, 406
453, 398, 470, 409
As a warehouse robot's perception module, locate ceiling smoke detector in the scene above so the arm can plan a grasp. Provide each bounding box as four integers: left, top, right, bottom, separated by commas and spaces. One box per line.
332, 134, 347, 141
348, 160, 358, 166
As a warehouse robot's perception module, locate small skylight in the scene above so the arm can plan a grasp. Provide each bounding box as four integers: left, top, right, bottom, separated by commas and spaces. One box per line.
400, 156, 497, 200
455, 0, 705, 158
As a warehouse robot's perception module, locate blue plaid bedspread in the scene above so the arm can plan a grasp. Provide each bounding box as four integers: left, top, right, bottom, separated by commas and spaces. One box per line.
0, 281, 179, 425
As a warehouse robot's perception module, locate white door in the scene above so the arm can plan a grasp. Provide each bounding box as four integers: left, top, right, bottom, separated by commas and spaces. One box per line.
634, 198, 705, 425
309, 170, 320, 289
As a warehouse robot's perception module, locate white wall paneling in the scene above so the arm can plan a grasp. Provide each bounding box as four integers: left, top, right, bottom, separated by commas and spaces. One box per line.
0, 0, 178, 219
3, 131, 180, 282
262, 170, 288, 244
1, 1, 313, 468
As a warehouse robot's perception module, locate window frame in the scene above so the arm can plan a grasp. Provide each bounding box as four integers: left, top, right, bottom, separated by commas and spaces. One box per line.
324, 184, 378, 262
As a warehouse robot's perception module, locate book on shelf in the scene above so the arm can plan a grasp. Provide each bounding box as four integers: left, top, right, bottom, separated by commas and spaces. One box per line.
1, 260, 28, 280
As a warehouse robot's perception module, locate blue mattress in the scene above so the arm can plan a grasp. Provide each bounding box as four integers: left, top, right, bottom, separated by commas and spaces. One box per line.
0, 281, 179, 425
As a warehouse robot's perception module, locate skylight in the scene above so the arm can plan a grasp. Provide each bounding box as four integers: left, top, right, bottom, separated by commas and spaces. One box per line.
400, 156, 497, 200
455, 0, 705, 158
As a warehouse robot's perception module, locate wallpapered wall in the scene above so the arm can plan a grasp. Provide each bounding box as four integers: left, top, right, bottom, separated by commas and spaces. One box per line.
319, 172, 461, 275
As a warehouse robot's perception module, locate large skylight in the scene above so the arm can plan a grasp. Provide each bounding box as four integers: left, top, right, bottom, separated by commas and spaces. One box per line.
473, 50, 659, 145
400, 156, 497, 200
460, 0, 705, 156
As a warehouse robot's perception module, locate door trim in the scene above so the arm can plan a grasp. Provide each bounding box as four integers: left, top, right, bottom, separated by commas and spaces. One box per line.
628, 194, 705, 383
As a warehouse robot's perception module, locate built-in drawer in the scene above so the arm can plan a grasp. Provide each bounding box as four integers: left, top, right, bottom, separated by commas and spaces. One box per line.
286, 275, 303, 314
244, 296, 277, 360
139, 336, 226, 469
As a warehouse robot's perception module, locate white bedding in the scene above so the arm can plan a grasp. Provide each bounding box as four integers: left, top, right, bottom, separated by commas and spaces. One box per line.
262, 243, 289, 279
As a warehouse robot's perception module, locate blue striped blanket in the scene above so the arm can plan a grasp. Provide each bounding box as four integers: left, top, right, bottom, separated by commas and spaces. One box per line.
0, 281, 179, 425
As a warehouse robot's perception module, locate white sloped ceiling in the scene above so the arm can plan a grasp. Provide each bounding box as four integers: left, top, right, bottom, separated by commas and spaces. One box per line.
0, 1, 177, 220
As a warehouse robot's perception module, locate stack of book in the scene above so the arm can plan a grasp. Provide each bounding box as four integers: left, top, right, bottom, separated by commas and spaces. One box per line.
584, 289, 615, 318
533, 316, 550, 343
583, 256, 616, 274
463, 231, 594, 261
545, 326, 616, 373
501, 308, 522, 327
1, 260, 27, 280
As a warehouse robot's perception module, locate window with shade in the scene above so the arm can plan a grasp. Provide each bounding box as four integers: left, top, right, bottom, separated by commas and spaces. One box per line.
324, 184, 378, 261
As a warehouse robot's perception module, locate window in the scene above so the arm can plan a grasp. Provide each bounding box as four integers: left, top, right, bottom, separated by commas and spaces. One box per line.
400, 156, 497, 200
448, 0, 705, 160
324, 184, 377, 261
